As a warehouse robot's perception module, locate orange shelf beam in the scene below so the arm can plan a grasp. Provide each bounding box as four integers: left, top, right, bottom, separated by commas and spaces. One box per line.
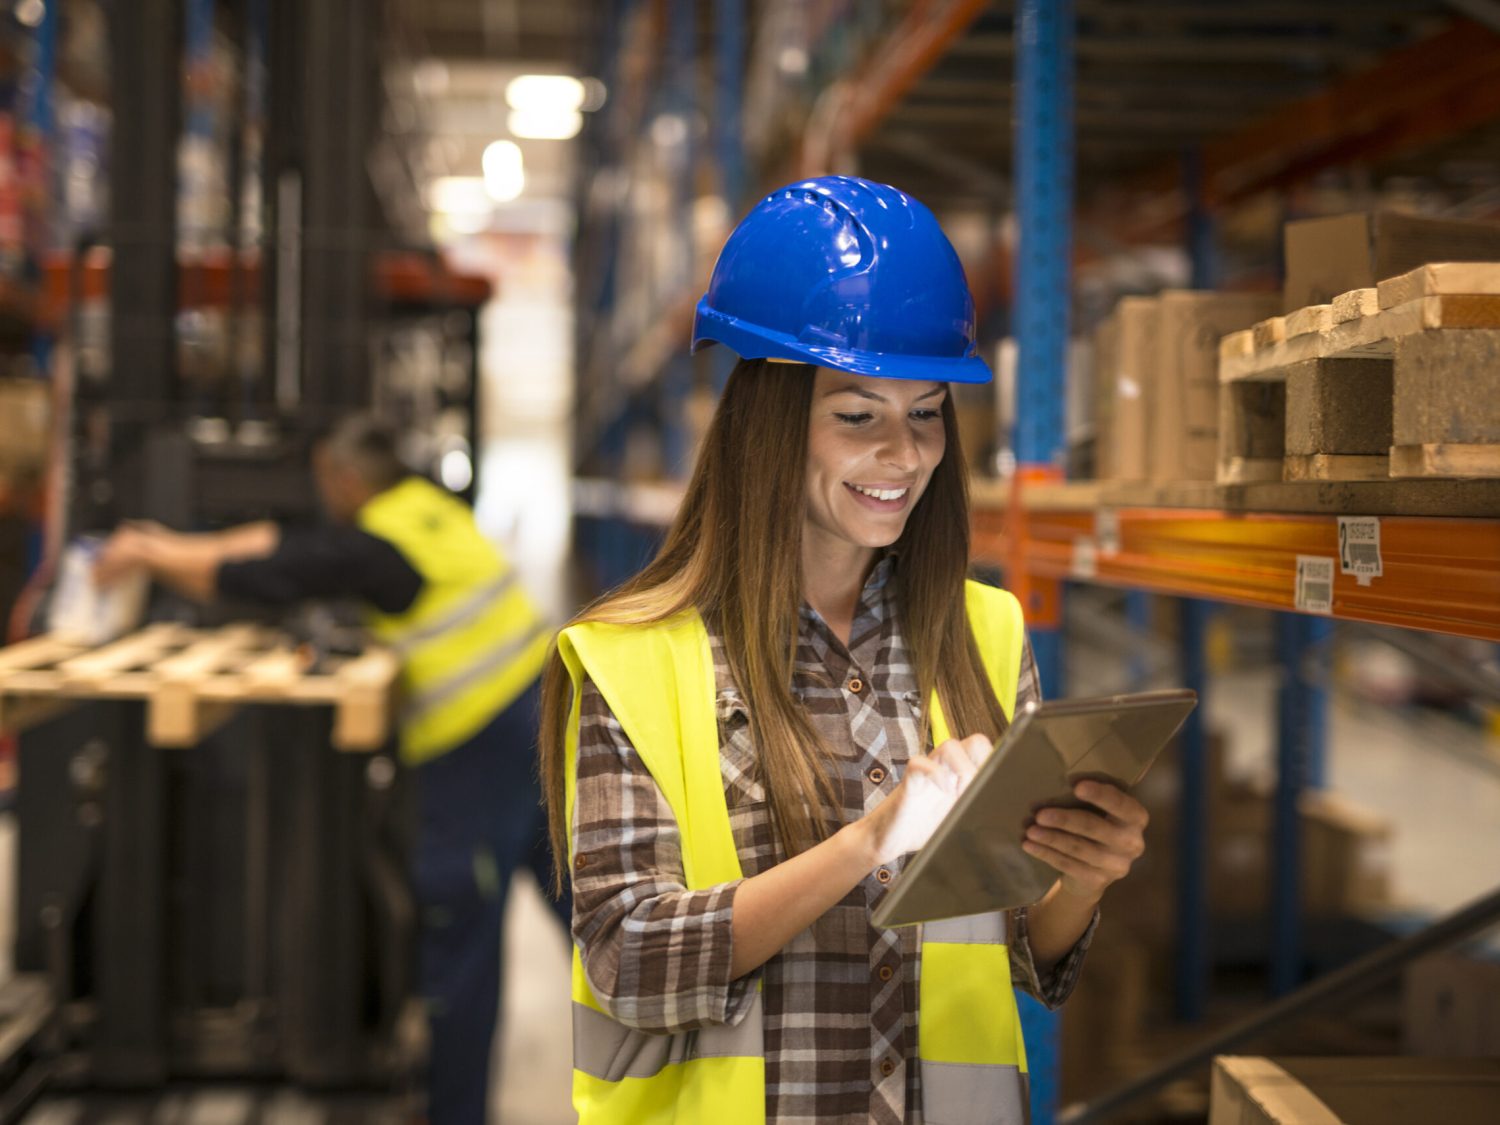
973, 504, 1500, 642
37, 249, 491, 328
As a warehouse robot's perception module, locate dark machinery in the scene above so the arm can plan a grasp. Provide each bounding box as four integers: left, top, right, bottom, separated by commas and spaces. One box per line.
1, 1, 488, 1118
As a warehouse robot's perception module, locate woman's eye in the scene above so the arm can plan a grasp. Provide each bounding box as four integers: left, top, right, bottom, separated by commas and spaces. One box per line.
911, 409, 942, 422
834, 412, 873, 425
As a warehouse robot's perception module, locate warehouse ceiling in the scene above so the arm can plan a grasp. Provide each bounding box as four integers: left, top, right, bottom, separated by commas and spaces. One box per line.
384, 0, 1500, 234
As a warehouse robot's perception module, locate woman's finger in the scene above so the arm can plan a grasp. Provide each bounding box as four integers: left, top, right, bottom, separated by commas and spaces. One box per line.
1073, 780, 1149, 829
1020, 839, 1101, 886
931, 741, 978, 789
960, 734, 993, 771
1025, 826, 1131, 879
1033, 807, 1145, 857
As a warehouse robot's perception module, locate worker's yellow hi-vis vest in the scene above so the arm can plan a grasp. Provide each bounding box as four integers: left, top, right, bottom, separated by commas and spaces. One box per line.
558, 580, 1031, 1125
358, 476, 550, 765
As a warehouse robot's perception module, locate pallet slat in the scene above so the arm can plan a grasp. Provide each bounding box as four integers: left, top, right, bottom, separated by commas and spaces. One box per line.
0, 624, 396, 750
1389, 443, 1500, 480
1331, 288, 1379, 324
1376, 261, 1500, 309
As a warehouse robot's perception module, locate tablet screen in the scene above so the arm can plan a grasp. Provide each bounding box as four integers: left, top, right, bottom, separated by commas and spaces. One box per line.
871, 690, 1196, 928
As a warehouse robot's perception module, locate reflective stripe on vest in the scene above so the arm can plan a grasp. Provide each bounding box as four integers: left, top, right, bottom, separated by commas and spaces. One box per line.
559, 580, 1028, 1124
357, 477, 550, 764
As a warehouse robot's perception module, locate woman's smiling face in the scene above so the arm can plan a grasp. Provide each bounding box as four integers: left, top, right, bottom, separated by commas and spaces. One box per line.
802, 366, 948, 565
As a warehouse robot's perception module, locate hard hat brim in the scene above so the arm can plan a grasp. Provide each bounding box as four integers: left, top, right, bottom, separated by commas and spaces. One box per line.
691, 302, 993, 385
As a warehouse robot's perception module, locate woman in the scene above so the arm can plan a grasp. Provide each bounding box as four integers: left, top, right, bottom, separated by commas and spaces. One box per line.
540, 176, 1149, 1124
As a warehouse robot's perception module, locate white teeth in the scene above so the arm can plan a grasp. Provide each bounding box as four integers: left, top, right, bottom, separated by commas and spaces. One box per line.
850, 484, 909, 501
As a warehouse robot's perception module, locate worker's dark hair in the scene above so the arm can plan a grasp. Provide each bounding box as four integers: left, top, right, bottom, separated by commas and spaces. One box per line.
316, 414, 409, 491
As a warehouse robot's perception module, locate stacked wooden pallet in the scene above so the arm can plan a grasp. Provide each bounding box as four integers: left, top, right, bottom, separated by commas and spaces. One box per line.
0, 622, 399, 750
1218, 262, 1500, 485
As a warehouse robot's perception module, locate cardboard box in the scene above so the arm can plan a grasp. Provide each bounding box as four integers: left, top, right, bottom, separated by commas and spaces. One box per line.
1283, 211, 1500, 313
0, 378, 49, 471
1405, 953, 1500, 1058
1151, 291, 1280, 481
1211, 784, 1393, 918
1134, 765, 1393, 921
1091, 311, 1119, 479
1210, 1056, 1500, 1124
1099, 297, 1156, 481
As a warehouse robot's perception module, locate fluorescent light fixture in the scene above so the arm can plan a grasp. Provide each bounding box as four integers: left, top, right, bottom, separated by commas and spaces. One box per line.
506, 75, 586, 113
507, 107, 583, 141
482, 140, 525, 202
505, 75, 587, 140
428, 176, 490, 216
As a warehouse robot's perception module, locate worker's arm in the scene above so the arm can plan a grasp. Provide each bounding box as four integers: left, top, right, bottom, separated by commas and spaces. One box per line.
95, 522, 281, 604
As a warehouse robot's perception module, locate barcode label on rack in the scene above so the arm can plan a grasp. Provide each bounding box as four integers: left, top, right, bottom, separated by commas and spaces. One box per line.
1295, 556, 1335, 615
1337, 517, 1383, 586
1096, 509, 1121, 557
1072, 537, 1098, 579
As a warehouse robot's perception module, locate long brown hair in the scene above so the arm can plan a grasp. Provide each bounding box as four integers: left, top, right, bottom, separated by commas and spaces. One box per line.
540, 359, 1008, 889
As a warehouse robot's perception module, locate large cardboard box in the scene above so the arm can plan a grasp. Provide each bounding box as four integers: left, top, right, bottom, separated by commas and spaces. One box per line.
1210, 1056, 1500, 1124
1283, 211, 1500, 313
1151, 291, 1280, 481
1405, 952, 1500, 1058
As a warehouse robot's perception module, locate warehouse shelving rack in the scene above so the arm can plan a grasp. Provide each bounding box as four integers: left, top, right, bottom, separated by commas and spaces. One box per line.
572, 3, 1500, 1121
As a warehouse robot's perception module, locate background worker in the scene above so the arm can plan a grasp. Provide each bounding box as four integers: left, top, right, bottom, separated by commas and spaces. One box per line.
96, 414, 568, 1125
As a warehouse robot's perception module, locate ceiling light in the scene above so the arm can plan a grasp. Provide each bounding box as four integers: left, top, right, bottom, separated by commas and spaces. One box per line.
482, 140, 525, 202
505, 74, 586, 114
508, 107, 582, 141
428, 176, 489, 214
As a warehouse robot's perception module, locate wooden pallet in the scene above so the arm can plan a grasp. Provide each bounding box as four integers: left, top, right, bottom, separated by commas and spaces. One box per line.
1220, 286, 1500, 382
1218, 261, 1500, 482
0, 623, 399, 750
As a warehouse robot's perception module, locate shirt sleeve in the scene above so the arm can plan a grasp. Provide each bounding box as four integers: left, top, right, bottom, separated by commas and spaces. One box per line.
1004, 631, 1099, 1009
216, 525, 423, 614
570, 677, 758, 1034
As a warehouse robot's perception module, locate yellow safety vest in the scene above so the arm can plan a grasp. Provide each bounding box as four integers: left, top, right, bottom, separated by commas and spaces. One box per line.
358, 476, 551, 765
558, 580, 1031, 1124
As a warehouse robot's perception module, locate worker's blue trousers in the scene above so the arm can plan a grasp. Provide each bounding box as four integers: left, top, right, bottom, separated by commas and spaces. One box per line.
413, 680, 571, 1125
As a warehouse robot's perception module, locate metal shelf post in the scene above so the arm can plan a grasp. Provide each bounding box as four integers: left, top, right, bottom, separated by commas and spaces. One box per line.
1011, 1, 1074, 1120
1271, 611, 1330, 996
1174, 597, 1211, 1022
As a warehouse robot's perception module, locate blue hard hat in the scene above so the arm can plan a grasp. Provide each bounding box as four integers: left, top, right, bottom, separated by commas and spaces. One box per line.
692, 176, 991, 384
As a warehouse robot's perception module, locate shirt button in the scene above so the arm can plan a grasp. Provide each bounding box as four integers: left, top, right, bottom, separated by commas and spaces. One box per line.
574, 852, 589, 871
847, 677, 863, 694
876, 867, 892, 885
878, 965, 894, 983
868, 766, 886, 785
880, 1058, 897, 1077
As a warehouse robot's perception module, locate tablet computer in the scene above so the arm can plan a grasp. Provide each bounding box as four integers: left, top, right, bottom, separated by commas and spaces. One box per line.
870, 689, 1196, 929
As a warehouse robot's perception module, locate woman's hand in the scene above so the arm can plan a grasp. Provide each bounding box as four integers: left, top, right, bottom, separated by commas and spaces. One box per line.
857, 735, 993, 866
1022, 780, 1148, 903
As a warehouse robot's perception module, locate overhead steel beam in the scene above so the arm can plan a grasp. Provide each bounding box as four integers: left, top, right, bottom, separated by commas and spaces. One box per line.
954, 33, 1370, 65
1444, 0, 1500, 34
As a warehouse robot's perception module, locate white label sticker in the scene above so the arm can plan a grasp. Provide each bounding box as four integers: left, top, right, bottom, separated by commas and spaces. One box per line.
1337, 516, 1383, 586
1295, 555, 1335, 615
1072, 537, 1098, 579
1096, 509, 1121, 557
